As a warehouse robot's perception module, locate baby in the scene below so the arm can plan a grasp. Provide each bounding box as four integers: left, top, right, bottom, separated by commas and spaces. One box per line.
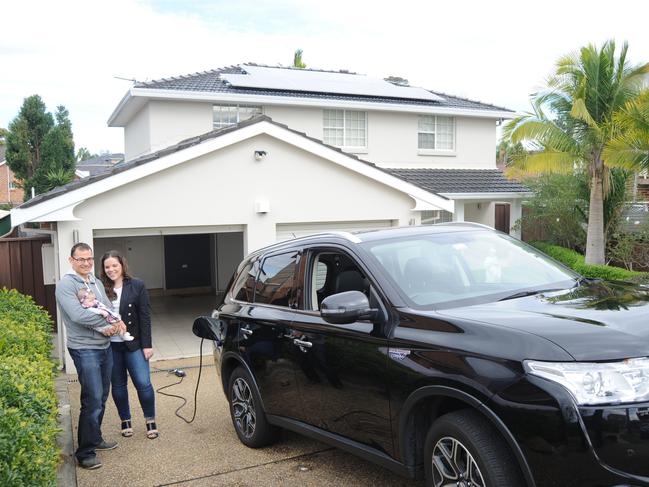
77, 288, 134, 341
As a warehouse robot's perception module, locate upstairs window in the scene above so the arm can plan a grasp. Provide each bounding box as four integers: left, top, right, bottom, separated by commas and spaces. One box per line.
213, 104, 262, 129
418, 115, 455, 151
323, 109, 367, 150
8, 180, 17, 190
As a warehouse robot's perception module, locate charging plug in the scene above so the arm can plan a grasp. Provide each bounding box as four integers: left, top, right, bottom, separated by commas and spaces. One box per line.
171, 368, 186, 377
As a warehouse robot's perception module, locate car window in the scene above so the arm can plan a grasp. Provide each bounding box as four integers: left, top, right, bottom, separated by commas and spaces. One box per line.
364, 230, 577, 308
306, 251, 369, 311
255, 252, 298, 307
231, 260, 258, 302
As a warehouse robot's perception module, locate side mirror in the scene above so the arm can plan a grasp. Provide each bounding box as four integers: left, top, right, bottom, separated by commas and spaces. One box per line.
321, 291, 378, 325
192, 316, 225, 343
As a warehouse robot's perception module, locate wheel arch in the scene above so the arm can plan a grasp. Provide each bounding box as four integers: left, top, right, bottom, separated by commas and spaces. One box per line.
399, 385, 536, 487
220, 351, 267, 412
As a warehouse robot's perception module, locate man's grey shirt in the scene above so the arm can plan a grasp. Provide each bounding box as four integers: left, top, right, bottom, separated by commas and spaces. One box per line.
55, 271, 112, 349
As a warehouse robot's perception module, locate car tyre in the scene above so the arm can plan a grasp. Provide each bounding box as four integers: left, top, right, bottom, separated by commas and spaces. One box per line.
424, 409, 524, 487
228, 366, 279, 448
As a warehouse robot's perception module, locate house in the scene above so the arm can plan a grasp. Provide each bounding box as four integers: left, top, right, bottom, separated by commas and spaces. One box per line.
75, 153, 124, 178
0, 146, 25, 206
1, 64, 529, 370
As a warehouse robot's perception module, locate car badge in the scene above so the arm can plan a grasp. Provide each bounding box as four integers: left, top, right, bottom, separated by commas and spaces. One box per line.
389, 349, 410, 360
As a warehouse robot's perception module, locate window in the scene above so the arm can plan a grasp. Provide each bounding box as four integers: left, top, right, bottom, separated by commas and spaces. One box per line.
255, 252, 298, 307
213, 104, 262, 129
232, 260, 258, 302
418, 115, 455, 151
323, 109, 367, 149
421, 210, 453, 225
8, 181, 17, 190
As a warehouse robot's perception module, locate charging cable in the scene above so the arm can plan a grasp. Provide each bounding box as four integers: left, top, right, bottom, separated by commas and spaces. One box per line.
155, 338, 205, 424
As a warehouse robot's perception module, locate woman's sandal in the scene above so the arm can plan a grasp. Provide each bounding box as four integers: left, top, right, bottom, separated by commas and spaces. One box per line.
121, 419, 133, 438
145, 420, 159, 439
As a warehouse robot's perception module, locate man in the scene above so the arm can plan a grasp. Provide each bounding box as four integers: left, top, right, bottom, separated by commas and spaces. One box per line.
56, 242, 127, 469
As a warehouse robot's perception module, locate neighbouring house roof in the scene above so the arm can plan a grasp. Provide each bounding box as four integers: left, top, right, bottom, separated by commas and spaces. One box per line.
387, 168, 530, 196
6, 115, 458, 232
109, 64, 515, 126
76, 153, 124, 177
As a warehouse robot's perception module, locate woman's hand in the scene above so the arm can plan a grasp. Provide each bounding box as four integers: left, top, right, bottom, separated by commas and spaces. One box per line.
142, 348, 154, 361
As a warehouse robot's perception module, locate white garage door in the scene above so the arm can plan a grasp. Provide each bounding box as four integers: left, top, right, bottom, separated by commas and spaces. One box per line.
276, 220, 394, 242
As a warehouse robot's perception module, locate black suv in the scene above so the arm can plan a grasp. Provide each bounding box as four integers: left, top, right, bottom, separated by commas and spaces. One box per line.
193, 224, 649, 487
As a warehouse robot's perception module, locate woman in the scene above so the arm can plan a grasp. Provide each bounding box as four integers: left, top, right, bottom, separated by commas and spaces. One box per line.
99, 250, 158, 439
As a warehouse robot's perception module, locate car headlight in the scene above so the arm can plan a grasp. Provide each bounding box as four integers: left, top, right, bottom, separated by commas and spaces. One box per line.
524, 358, 649, 406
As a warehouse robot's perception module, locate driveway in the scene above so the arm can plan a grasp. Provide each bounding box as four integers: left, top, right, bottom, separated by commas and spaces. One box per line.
64, 356, 424, 487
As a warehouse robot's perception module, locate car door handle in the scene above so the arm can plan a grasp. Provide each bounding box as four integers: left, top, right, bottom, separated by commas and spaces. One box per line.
241, 327, 253, 336
293, 338, 312, 348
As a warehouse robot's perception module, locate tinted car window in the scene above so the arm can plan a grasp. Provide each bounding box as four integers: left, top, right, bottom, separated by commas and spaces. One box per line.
364, 230, 576, 308
255, 252, 298, 307
232, 260, 258, 302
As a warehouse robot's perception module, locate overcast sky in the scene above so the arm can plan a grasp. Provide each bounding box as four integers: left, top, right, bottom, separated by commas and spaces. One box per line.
2, 0, 648, 155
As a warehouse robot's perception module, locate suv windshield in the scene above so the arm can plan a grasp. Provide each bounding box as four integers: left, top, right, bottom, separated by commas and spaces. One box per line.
363, 230, 577, 309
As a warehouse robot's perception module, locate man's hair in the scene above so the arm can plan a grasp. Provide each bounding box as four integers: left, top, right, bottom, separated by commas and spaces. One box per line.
70, 242, 92, 257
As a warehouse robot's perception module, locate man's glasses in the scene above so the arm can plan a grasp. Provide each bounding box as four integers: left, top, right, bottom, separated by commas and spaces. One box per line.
72, 257, 94, 264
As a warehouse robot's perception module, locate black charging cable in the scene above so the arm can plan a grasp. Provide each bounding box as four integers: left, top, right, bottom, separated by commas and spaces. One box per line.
155, 338, 204, 424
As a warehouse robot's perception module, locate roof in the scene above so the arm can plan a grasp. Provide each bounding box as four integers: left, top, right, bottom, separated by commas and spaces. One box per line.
76, 153, 124, 177
132, 64, 513, 113
386, 168, 530, 194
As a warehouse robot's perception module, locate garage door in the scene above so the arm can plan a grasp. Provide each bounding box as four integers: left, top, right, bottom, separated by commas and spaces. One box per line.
276, 220, 394, 242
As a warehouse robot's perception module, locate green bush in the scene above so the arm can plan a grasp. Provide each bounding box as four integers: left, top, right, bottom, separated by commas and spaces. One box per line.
0, 288, 59, 487
531, 241, 647, 281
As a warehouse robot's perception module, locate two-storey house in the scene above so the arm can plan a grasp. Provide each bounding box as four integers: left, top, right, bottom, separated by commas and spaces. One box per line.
4, 63, 528, 300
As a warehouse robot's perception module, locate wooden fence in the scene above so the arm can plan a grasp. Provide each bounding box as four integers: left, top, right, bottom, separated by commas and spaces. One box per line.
0, 235, 57, 329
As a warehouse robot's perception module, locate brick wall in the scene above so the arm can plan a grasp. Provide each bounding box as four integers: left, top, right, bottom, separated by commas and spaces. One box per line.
0, 164, 25, 205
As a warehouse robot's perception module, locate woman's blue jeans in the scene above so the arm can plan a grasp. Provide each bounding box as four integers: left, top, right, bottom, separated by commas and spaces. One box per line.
68, 347, 112, 460
110, 342, 156, 420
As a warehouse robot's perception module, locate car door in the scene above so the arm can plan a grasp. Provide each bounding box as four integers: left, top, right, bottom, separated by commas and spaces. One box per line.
231, 251, 304, 419
288, 246, 394, 456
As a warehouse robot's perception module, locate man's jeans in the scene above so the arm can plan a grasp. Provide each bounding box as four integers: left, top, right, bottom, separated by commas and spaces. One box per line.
110, 342, 156, 420
68, 347, 113, 460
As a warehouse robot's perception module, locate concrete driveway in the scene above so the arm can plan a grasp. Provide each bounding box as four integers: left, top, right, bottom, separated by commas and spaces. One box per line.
64, 356, 424, 487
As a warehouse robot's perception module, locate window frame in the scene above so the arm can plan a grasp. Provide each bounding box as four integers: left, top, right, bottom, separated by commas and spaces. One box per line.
212, 104, 263, 129
323, 109, 368, 152
417, 114, 456, 155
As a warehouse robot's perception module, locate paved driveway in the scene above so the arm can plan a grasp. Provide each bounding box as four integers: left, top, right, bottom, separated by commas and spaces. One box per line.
66, 356, 424, 487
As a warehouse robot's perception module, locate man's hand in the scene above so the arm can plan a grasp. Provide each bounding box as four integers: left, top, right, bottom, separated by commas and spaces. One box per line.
100, 324, 118, 336
115, 320, 127, 335
142, 348, 154, 361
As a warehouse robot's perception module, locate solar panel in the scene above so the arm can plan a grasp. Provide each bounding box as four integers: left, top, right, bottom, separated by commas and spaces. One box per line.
221, 65, 444, 102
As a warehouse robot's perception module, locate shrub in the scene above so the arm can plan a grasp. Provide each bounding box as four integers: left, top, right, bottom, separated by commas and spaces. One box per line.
0, 288, 59, 487
531, 242, 647, 281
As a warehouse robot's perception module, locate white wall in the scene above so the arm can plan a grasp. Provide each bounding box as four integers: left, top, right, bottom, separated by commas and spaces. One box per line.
124, 105, 151, 161
216, 232, 243, 291
125, 100, 499, 168
464, 201, 495, 228
93, 236, 165, 289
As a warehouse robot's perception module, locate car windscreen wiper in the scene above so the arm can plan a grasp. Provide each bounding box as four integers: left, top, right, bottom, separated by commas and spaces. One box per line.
498, 288, 563, 302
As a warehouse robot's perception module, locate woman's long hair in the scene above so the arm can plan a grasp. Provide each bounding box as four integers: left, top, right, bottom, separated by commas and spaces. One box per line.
99, 250, 134, 300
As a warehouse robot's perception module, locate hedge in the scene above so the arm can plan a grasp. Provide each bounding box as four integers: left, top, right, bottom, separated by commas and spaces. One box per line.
0, 288, 59, 487
530, 241, 648, 281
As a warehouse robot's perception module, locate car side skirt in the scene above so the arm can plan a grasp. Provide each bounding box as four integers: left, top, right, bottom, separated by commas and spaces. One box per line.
267, 415, 420, 479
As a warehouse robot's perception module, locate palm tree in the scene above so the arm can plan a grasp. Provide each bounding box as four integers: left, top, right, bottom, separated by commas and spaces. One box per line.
604, 90, 649, 171
504, 40, 649, 264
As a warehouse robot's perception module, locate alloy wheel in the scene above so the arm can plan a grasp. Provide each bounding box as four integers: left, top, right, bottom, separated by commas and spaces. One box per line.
431, 436, 485, 487
231, 377, 256, 438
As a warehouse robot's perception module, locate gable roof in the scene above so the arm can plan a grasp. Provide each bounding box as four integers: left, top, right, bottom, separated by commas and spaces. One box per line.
9, 115, 454, 228
76, 153, 124, 177
387, 168, 530, 195
109, 64, 515, 126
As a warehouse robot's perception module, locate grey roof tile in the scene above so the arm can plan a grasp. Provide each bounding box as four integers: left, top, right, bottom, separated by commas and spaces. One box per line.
387, 168, 530, 194
134, 64, 513, 113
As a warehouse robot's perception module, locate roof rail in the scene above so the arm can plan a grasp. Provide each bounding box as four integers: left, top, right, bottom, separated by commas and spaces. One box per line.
435, 221, 494, 230
247, 231, 362, 257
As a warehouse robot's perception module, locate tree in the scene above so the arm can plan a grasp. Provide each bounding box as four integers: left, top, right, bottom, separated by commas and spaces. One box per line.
293, 49, 306, 68
5, 95, 76, 200
76, 147, 97, 162
504, 41, 649, 264
604, 90, 649, 170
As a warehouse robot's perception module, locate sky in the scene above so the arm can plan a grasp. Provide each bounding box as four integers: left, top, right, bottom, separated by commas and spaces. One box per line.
1, 0, 648, 155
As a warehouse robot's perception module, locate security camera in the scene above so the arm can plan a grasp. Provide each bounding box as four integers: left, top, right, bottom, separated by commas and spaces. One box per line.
254, 150, 267, 161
